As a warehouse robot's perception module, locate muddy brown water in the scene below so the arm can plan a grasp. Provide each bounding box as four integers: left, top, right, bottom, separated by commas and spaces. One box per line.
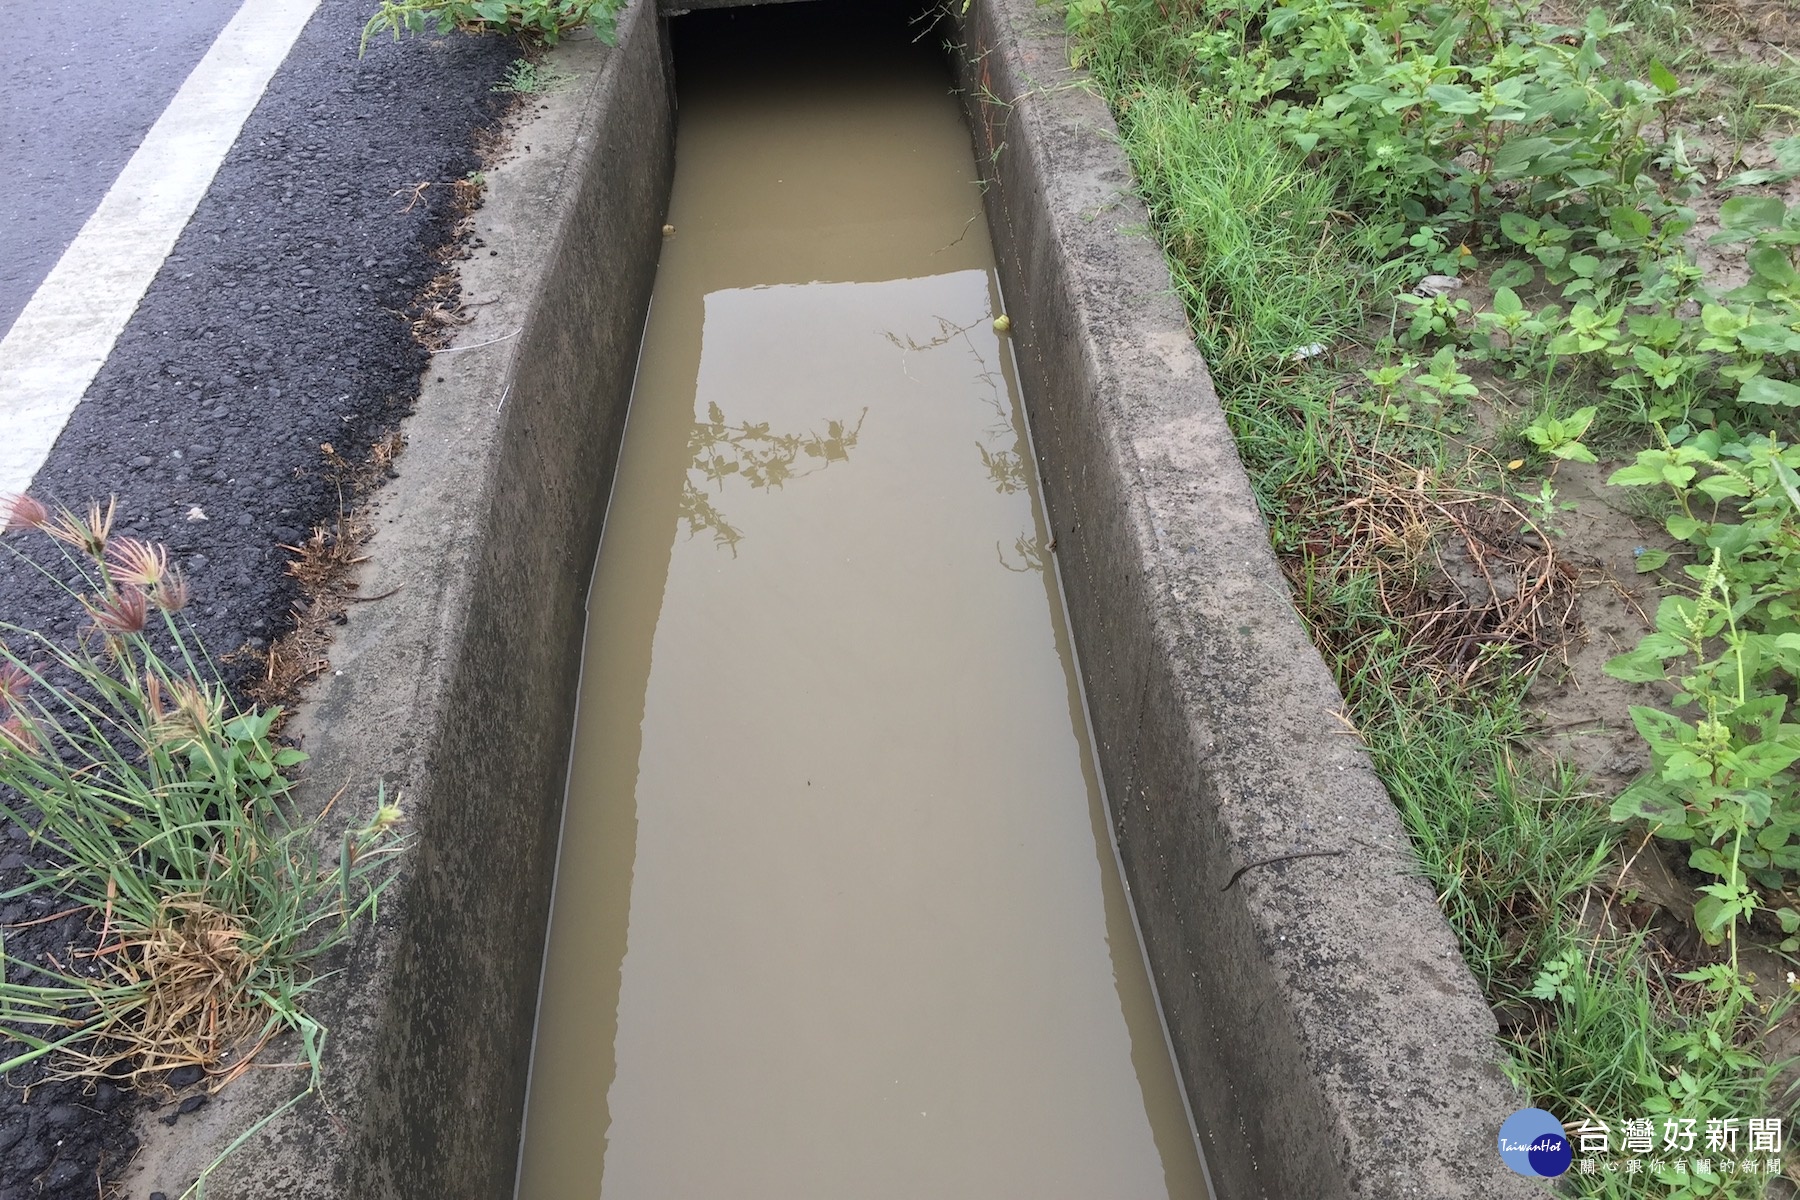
514, 11, 1212, 1198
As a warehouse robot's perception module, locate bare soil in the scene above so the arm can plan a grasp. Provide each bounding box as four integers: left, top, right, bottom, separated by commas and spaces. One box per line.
1524, 457, 1666, 794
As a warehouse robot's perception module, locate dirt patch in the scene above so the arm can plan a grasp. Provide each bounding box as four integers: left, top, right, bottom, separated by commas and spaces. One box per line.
1704, 0, 1800, 45
1677, 123, 1800, 294
1523, 458, 1669, 791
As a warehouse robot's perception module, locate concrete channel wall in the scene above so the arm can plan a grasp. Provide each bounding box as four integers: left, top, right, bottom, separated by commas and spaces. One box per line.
120, 0, 1534, 1196
949, 2, 1536, 1197
118, 4, 676, 1196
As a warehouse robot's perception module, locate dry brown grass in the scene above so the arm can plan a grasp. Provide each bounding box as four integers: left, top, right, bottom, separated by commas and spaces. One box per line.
87, 900, 269, 1085
1287, 449, 1583, 687
407, 269, 469, 350
20, 896, 281, 1096
236, 113, 501, 704
232, 434, 403, 712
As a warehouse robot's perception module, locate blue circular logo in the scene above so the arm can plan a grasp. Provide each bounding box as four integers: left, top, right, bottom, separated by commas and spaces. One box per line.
1498, 1108, 1572, 1177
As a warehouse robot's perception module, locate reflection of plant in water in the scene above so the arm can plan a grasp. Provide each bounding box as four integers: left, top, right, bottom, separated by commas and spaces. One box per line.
884, 311, 1043, 570
680, 402, 868, 554
977, 444, 1027, 494
996, 533, 1046, 574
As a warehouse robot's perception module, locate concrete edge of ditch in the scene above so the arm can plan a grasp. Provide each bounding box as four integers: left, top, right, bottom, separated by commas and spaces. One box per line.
951, 2, 1540, 1197
114, 5, 674, 1196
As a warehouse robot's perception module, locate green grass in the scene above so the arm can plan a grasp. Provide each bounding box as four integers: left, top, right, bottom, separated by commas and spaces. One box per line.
1115, 90, 1373, 371
1369, 679, 1607, 980
361, 0, 626, 54
1071, 3, 1785, 1192
0, 498, 405, 1198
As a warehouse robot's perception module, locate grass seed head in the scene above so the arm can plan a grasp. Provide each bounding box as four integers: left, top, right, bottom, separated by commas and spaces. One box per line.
45, 498, 117, 559
1, 492, 50, 533
366, 797, 405, 838
110, 538, 190, 612
0, 711, 37, 755
107, 537, 167, 588
151, 674, 222, 746
0, 659, 28, 710
90, 586, 150, 635
153, 567, 191, 613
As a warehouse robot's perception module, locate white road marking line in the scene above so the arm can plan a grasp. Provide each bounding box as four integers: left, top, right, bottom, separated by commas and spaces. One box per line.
0, 0, 322, 496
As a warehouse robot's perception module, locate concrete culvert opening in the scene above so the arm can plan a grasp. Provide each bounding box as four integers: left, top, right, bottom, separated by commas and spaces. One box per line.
117, 1, 1535, 1196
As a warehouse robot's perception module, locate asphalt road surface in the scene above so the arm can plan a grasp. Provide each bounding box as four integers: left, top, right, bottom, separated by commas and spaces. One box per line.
0, 2, 515, 1195
0, 0, 243, 340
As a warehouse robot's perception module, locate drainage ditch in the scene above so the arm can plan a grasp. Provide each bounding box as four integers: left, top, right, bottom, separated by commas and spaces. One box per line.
514, 10, 1210, 1195
117, 1, 1534, 1196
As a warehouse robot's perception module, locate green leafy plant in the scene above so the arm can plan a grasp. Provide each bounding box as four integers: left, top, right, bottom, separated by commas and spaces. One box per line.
0, 496, 405, 1193
1610, 428, 1800, 640
1604, 428, 1800, 936
361, 0, 624, 53
1357, 359, 1418, 421
1515, 477, 1578, 535
1548, 302, 1626, 359
1528, 946, 1584, 1004
1603, 554, 1800, 943
1522, 404, 1600, 463
1396, 291, 1474, 345
1473, 285, 1559, 359
1066, 1, 1792, 1186
1413, 345, 1480, 405
492, 57, 578, 94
